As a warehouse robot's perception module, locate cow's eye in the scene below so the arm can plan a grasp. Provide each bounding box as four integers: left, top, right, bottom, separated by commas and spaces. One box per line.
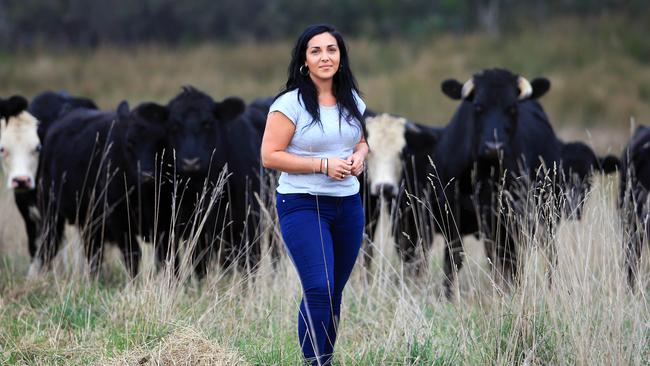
0, 146, 5, 155
474, 104, 484, 114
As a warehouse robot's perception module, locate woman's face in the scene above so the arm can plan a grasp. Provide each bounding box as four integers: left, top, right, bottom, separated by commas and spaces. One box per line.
304, 32, 340, 82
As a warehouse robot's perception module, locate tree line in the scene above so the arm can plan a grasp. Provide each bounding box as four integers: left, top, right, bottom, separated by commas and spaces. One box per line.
0, 0, 647, 48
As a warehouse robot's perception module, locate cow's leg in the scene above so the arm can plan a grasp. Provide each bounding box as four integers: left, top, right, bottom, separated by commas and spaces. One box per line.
545, 218, 559, 288
118, 232, 141, 278
193, 234, 213, 281
625, 223, 643, 290
496, 225, 518, 289
155, 233, 180, 277
396, 201, 428, 276
15, 189, 39, 258
30, 214, 65, 276
361, 194, 379, 272
84, 230, 105, 279
443, 235, 464, 300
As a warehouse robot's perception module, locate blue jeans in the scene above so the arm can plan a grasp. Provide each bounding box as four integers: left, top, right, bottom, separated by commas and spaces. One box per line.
276, 192, 364, 365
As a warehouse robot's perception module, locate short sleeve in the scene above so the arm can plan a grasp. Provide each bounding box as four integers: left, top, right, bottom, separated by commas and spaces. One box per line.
353, 90, 366, 116
269, 91, 301, 125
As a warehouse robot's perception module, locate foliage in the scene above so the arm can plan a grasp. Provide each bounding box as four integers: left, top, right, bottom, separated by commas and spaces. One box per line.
0, 0, 648, 47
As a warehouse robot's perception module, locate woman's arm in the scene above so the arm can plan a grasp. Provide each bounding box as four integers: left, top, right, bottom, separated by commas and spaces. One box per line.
261, 111, 352, 180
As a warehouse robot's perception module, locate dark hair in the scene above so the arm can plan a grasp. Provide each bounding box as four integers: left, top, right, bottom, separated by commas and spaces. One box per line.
276, 24, 366, 137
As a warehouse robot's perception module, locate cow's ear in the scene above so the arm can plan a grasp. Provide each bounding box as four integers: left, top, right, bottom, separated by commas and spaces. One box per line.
599, 155, 621, 174
214, 97, 245, 121
117, 100, 130, 120
136, 102, 168, 122
530, 77, 551, 99
405, 123, 439, 153
441, 79, 463, 100
4, 95, 28, 117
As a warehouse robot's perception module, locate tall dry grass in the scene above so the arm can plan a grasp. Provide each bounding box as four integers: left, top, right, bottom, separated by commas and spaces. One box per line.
0, 163, 648, 364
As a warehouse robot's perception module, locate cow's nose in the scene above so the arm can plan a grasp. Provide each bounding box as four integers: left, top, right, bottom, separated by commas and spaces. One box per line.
482, 141, 503, 158
181, 157, 201, 172
377, 184, 396, 200
12, 176, 33, 190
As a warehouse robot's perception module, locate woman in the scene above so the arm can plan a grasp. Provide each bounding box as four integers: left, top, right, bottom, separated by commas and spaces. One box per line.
260, 24, 368, 365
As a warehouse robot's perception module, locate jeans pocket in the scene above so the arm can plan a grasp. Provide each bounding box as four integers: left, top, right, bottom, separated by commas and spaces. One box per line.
277, 193, 312, 203
276, 193, 312, 219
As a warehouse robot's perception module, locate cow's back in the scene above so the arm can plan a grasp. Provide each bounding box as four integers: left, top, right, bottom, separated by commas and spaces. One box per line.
41, 108, 117, 220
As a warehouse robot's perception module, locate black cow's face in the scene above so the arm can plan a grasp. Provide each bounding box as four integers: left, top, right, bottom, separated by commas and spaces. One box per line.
117, 101, 169, 184
442, 69, 551, 164
166, 88, 245, 175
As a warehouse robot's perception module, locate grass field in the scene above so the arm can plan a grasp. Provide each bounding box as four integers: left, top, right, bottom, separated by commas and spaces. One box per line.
1, 16, 649, 365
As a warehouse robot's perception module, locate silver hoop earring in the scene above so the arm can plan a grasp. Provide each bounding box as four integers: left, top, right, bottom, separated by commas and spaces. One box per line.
299, 65, 309, 76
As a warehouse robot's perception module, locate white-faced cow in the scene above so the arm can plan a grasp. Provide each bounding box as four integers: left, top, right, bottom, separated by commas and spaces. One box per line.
362, 113, 441, 273
0, 96, 40, 191
0, 96, 41, 258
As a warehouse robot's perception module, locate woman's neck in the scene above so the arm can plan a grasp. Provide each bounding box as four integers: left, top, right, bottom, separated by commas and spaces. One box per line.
311, 76, 336, 105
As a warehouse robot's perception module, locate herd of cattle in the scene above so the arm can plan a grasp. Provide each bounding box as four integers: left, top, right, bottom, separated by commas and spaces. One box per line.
0, 68, 648, 298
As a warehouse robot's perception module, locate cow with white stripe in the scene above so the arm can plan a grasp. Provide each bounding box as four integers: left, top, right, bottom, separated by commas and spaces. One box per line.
363, 112, 441, 273
0, 95, 42, 258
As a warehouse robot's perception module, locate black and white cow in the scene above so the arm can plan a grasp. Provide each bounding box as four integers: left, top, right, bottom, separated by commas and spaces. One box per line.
1, 92, 100, 262
33, 101, 169, 277
0, 96, 41, 258
362, 113, 441, 273
431, 68, 563, 299
163, 87, 262, 279
619, 125, 650, 290
559, 140, 620, 220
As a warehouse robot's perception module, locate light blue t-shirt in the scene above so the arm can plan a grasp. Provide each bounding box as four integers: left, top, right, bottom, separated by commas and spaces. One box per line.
269, 89, 366, 196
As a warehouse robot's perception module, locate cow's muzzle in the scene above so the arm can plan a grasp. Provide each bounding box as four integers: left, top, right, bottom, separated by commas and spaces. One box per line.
181, 157, 202, 173
11, 175, 34, 190
374, 183, 397, 200
480, 141, 504, 159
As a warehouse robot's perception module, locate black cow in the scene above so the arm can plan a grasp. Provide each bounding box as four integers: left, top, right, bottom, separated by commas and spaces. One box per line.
431, 68, 563, 299
247, 97, 274, 139
29, 90, 99, 141
619, 125, 650, 289
163, 87, 262, 279
33, 101, 168, 277
362, 112, 441, 273
559, 140, 620, 220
